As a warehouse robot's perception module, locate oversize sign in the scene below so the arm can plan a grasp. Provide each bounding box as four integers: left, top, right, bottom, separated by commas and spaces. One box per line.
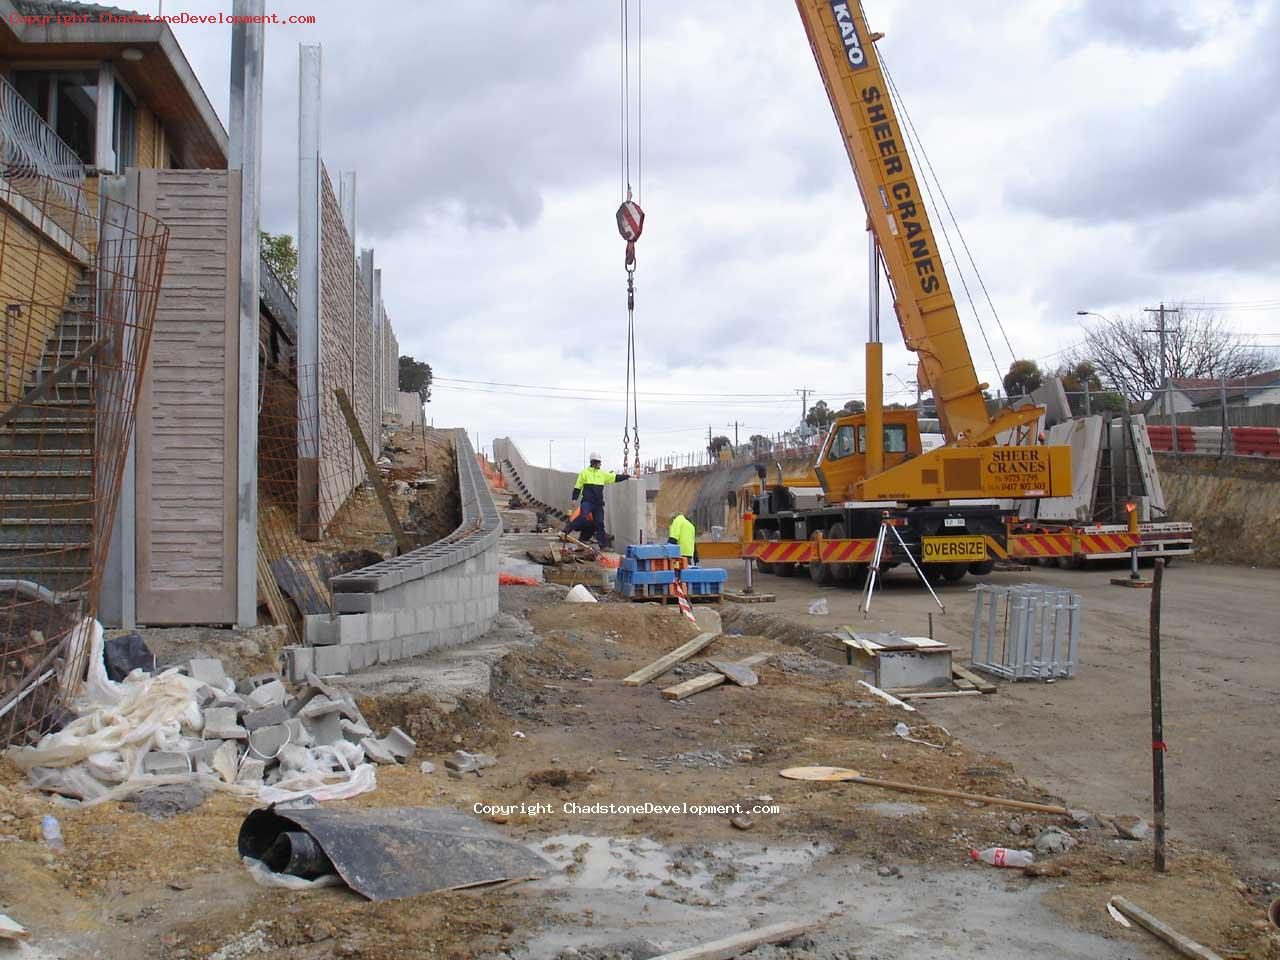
922, 536, 987, 563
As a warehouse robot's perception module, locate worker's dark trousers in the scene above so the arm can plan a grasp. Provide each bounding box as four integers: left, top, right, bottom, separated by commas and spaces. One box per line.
566, 500, 606, 544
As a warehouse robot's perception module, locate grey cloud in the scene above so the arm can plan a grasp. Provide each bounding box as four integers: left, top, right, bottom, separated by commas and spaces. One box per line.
1007, 2, 1280, 225
1057, 0, 1202, 51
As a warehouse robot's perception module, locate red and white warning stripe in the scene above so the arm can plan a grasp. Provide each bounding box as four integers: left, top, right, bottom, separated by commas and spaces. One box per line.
673, 581, 698, 626
616, 200, 645, 242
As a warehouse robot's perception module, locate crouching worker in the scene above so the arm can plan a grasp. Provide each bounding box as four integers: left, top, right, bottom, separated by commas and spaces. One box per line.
668, 511, 697, 566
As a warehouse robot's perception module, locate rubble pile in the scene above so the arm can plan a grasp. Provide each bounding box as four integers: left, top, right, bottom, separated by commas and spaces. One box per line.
6, 622, 416, 805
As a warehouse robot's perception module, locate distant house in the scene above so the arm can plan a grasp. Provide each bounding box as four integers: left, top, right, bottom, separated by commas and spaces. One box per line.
1146, 369, 1280, 414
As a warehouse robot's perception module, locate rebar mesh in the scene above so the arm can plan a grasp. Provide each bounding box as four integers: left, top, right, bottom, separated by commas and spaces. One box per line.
257, 362, 435, 645
0, 172, 168, 747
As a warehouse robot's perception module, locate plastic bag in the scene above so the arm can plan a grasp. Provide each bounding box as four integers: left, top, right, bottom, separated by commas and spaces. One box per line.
259, 763, 377, 805
808, 598, 829, 616
242, 856, 343, 891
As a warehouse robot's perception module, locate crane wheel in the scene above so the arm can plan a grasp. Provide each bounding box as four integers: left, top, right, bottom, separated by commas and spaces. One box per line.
968, 559, 996, 576
808, 530, 833, 585
827, 522, 852, 584
942, 564, 968, 582
753, 528, 776, 574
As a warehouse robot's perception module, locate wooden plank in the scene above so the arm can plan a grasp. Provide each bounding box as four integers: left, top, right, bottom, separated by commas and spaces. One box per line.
1108, 897, 1225, 960
856, 680, 916, 712
661, 653, 772, 701
898, 690, 982, 701
954, 677, 976, 691
334, 386, 413, 554
952, 664, 997, 694
648, 920, 820, 960
257, 549, 296, 635
269, 557, 328, 615
779, 767, 1073, 816
724, 590, 775, 603
622, 632, 718, 686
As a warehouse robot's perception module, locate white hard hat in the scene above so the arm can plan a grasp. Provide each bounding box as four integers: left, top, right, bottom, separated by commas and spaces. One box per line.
589, 451, 601, 461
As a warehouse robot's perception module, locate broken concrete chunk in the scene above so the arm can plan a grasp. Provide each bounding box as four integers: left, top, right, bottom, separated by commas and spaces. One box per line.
185, 739, 225, 769
306, 710, 343, 747
1112, 815, 1149, 840
248, 724, 291, 761
341, 718, 373, 743
419, 761, 435, 774
236, 757, 266, 785
143, 751, 191, 776
246, 679, 287, 709
203, 707, 247, 740
285, 717, 312, 748
1068, 809, 1100, 830
1033, 826, 1078, 855
360, 737, 397, 765
187, 658, 228, 689
212, 741, 239, 784
382, 727, 416, 761
243, 704, 289, 733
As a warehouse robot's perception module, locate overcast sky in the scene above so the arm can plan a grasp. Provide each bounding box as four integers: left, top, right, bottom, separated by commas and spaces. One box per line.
166, 0, 1280, 471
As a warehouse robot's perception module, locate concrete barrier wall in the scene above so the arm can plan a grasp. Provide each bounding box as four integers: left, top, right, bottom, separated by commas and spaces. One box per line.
281, 429, 502, 680
493, 437, 649, 550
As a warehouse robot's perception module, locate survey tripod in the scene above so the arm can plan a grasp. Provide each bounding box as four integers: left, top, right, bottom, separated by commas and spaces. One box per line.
859, 518, 945, 615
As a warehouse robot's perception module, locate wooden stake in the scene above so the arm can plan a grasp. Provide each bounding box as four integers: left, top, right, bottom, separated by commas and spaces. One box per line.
1150, 558, 1167, 873
622, 632, 718, 686
952, 664, 996, 694
334, 387, 413, 554
648, 920, 820, 960
1108, 897, 1223, 960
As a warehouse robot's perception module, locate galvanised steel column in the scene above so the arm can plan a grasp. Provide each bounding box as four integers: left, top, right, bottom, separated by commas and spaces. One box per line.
297, 43, 322, 539
229, 0, 265, 624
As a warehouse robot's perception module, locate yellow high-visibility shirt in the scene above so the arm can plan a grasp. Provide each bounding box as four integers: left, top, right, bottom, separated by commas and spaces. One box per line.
669, 513, 696, 558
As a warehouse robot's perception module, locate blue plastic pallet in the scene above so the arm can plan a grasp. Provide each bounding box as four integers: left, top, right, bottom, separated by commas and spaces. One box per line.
626, 543, 681, 561
616, 569, 675, 586
679, 567, 727, 584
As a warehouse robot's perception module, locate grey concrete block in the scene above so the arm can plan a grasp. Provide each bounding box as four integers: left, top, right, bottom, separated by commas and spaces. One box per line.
283, 646, 314, 682
305, 615, 340, 646
204, 707, 247, 740
144, 751, 192, 775
333, 592, 373, 614
394, 608, 414, 638
307, 710, 343, 746
313, 645, 349, 676
361, 737, 396, 765
347, 643, 368, 671
384, 726, 415, 759
339, 613, 370, 645
236, 757, 266, 784
370, 612, 395, 642
244, 704, 288, 732
416, 606, 437, 632
246, 679, 287, 709
388, 636, 403, 661
248, 724, 289, 760
188, 658, 228, 688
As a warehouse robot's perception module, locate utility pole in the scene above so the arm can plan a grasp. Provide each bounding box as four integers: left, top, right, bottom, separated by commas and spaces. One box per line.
1144, 303, 1180, 452
728, 421, 741, 450
795, 388, 813, 426
707, 425, 713, 464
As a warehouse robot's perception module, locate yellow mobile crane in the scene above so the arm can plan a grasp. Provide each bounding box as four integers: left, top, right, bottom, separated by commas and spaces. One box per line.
707, 1, 1077, 584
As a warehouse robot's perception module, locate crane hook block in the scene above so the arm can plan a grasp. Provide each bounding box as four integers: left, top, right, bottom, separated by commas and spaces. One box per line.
616, 200, 645, 244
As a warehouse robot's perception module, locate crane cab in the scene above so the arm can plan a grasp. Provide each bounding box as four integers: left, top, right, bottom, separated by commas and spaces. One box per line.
814, 410, 922, 502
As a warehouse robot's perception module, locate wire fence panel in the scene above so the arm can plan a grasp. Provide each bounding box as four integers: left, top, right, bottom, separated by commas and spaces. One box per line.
0, 173, 168, 748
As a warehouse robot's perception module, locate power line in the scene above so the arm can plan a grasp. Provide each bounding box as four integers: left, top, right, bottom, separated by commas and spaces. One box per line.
434, 375, 800, 399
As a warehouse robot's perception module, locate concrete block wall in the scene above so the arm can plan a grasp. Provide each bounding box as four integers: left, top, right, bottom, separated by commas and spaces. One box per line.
492, 437, 649, 551
317, 164, 377, 529
282, 429, 502, 680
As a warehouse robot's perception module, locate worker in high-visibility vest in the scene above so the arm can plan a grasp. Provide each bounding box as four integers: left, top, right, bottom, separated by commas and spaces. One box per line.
565, 452, 629, 548
668, 511, 697, 565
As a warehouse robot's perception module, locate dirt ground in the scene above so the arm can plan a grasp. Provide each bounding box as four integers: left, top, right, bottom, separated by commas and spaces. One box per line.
710, 557, 1280, 882
2, 571, 1276, 959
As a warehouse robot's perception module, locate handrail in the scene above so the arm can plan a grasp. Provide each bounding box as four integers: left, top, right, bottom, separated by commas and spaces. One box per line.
0, 73, 90, 219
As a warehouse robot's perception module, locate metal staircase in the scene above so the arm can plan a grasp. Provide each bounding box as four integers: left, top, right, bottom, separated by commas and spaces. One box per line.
0, 273, 97, 598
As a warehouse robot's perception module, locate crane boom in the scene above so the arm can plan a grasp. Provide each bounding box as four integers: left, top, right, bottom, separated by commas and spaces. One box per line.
794, 0, 1031, 446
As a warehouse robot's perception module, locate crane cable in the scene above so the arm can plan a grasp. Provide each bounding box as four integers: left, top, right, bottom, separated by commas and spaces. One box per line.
880, 54, 1016, 379
617, 0, 644, 474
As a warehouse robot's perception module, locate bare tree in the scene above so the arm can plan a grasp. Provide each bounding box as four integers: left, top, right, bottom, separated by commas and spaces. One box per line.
1067, 306, 1274, 403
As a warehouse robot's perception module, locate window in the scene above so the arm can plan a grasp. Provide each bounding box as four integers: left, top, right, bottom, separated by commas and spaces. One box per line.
828, 424, 857, 461
857, 424, 909, 453
113, 81, 137, 172
12, 69, 98, 166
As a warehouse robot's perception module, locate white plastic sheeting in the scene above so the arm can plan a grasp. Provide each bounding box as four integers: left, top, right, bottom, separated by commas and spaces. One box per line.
5, 620, 376, 806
